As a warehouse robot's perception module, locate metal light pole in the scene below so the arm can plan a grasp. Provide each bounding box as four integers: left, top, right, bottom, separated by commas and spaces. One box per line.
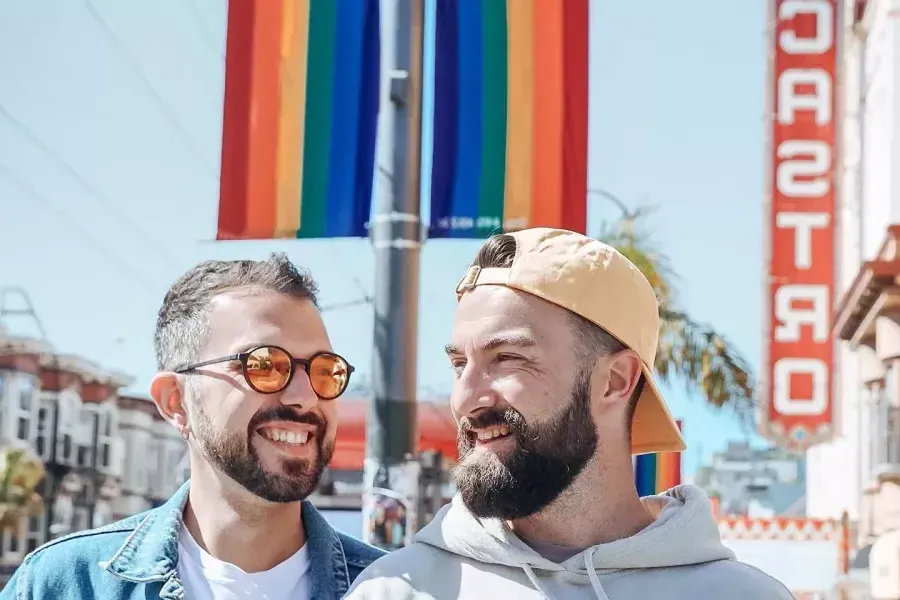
363, 0, 425, 549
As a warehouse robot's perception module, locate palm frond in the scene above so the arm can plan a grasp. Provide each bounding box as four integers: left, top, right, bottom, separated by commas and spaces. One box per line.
598, 207, 679, 305
657, 309, 756, 413
599, 210, 757, 421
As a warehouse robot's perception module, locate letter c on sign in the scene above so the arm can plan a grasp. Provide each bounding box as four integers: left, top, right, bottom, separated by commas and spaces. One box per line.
779, 0, 833, 54
773, 358, 828, 416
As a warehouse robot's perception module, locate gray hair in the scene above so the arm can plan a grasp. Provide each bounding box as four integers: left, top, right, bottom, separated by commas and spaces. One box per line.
153, 252, 319, 371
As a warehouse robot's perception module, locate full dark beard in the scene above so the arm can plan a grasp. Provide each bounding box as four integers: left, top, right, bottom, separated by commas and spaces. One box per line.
190, 396, 334, 503
452, 370, 597, 520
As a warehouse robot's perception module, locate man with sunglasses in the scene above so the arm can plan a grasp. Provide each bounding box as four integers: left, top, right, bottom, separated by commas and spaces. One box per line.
1, 253, 383, 600
347, 229, 790, 599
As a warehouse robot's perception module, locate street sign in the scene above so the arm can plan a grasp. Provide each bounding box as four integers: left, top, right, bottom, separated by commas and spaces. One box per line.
761, 0, 839, 450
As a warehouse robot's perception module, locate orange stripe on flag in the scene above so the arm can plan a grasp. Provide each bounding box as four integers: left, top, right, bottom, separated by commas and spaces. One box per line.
530, 0, 564, 228
243, 0, 284, 238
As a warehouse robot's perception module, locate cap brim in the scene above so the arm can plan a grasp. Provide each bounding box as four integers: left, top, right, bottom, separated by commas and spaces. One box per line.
630, 363, 686, 455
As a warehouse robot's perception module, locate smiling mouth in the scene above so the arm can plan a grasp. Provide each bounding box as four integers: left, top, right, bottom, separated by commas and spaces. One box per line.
473, 425, 512, 443
258, 428, 312, 446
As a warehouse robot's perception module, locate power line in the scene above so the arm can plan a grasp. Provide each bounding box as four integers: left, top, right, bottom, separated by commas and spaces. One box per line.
321, 297, 371, 313
82, 0, 219, 178
0, 104, 181, 267
0, 162, 160, 293
185, 0, 224, 60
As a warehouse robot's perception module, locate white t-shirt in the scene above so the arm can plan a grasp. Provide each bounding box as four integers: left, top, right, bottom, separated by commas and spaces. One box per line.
176, 524, 311, 600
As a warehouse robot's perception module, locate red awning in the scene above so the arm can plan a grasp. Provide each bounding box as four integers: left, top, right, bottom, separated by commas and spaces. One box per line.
330, 398, 458, 470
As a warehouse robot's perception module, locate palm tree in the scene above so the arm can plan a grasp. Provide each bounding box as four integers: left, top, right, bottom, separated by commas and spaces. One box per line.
597, 208, 756, 422
0, 446, 46, 531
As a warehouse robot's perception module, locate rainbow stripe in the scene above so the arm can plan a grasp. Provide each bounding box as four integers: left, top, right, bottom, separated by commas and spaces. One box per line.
634, 421, 683, 496
429, 0, 589, 239
217, 0, 380, 240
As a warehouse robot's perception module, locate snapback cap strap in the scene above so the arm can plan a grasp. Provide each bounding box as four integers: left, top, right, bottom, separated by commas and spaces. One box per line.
455, 266, 511, 299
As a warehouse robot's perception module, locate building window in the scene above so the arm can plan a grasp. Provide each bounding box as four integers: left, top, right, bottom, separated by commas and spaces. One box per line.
50, 495, 74, 538
56, 390, 80, 466
96, 407, 116, 473
15, 377, 37, 443
25, 512, 46, 554
888, 405, 900, 465
35, 403, 54, 461
75, 409, 95, 468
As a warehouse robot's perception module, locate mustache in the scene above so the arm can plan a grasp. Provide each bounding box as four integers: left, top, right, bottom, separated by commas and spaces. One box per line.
249, 405, 325, 431
459, 407, 526, 434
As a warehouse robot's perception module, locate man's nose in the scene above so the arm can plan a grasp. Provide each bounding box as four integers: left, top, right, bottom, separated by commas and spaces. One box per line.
452, 367, 498, 418
280, 367, 319, 411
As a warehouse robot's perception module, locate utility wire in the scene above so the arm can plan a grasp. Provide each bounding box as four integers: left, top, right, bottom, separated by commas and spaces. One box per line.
82, 0, 219, 178
185, 0, 225, 60
0, 104, 181, 267
0, 163, 159, 293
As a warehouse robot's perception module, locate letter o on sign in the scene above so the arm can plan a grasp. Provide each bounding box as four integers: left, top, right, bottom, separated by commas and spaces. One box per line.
773, 358, 828, 416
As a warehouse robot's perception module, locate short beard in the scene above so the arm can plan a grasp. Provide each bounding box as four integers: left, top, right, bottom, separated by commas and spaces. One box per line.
188, 381, 334, 503
452, 370, 597, 520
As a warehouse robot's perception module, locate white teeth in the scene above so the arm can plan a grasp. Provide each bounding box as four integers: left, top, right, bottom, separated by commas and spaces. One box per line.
475, 426, 511, 441
261, 429, 311, 445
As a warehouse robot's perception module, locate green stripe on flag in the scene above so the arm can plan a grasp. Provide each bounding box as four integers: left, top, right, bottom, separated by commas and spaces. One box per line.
298, 0, 338, 238
477, 2, 507, 234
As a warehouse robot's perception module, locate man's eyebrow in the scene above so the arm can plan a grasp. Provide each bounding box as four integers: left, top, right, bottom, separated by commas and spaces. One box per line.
444, 335, 537, 356
482, 335, 536, 352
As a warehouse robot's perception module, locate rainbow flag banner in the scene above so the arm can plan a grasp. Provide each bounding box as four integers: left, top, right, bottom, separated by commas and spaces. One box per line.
634, 420, 683, 497
217, 0, 380, 240
429, 0, 589, 239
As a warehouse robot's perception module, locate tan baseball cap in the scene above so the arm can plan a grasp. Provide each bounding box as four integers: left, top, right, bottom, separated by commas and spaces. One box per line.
455, 227, 686, 455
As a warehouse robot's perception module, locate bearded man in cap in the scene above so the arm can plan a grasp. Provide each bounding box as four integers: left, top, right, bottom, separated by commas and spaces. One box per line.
346, 229, 790, 599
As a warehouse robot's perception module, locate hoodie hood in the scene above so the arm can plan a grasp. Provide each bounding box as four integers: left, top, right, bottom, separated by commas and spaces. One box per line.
414, 485, 735, 599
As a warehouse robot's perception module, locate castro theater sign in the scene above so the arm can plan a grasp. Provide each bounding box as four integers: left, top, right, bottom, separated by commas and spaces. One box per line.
761, 0, 838, 450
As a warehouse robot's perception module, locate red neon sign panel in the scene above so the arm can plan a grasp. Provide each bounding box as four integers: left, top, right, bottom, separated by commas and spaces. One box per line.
761, 0, 838, 449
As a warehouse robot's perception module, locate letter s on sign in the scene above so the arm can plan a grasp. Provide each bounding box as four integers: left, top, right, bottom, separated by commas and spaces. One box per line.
776, 141, 831, 198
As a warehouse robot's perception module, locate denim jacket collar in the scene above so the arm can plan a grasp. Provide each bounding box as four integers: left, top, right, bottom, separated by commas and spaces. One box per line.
99, 481, 353, 599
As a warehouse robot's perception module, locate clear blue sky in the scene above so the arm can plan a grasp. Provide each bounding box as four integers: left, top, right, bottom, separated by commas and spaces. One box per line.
0, 0, 768, 478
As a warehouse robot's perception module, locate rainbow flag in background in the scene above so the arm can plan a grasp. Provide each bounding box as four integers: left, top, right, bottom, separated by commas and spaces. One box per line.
217, 0, 380, 240
634, 420, 683, 496
429, 0, 589, 239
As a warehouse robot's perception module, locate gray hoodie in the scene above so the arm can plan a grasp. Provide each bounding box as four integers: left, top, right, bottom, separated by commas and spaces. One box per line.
344, 485, 793, 599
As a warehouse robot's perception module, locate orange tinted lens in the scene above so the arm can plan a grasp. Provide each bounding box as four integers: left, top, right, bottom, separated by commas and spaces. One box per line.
245, 347, 292, 392
309, 353, 349, 399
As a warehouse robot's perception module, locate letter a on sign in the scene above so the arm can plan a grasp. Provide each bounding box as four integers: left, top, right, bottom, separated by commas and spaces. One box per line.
761, 0, 838, 450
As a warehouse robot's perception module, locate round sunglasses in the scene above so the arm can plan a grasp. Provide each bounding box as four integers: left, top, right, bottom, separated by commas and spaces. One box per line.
175, 345, 355, 400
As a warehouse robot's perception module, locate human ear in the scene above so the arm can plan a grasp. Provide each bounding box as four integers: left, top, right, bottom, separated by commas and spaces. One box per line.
598, 350, 643, 406
150, 372, 190, 439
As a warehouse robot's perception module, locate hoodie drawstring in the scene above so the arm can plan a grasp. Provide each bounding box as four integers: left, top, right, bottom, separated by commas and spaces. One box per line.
585, 547, 611, 600
521, 551, 610, 600
522, 564, 557, 600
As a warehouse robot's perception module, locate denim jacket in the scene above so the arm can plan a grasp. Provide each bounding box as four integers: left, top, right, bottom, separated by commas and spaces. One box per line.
0, 481, 385, 599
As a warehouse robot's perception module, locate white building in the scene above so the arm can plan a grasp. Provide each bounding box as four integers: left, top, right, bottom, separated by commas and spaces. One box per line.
115, 394, 187, 518
0, 329, 185, 584
804, 0, 900, 597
